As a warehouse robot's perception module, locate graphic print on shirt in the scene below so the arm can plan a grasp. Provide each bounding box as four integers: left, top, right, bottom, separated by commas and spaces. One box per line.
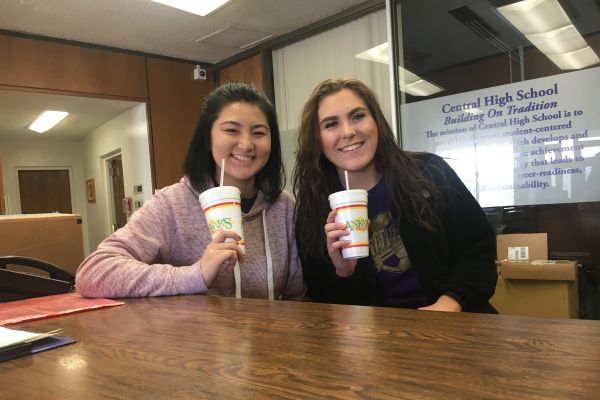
369, 211, 411, 273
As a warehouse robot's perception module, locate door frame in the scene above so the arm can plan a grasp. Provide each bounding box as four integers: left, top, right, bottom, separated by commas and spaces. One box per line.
101, 150, 123, 236
14, 166, 75, 214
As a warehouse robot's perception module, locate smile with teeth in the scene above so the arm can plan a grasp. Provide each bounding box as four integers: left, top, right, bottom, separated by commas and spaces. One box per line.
231, 154, 255, 161
339, 142, 364, 152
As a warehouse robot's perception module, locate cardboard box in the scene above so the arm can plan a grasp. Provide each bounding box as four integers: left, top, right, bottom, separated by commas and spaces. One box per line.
491, 260, 579, 319
0, 213, 84, 276
496, 233, 548, 261
500, 260, 577, 281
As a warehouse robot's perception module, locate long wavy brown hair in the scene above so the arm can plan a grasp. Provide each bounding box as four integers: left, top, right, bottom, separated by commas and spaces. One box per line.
293, 78, 441, 259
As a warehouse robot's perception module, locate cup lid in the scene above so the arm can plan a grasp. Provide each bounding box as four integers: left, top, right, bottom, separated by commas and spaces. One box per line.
328, 189, 368, 205
199, 186, 241, 207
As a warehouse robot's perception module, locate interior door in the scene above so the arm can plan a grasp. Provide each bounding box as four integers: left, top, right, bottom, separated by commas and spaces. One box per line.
18, 169, 72, 213
110, 157, 127, 229
0, 157, 5, 214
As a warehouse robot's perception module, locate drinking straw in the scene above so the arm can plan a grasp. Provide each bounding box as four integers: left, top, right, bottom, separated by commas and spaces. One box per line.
220, 158, 225, 186
344, 170, 350, 190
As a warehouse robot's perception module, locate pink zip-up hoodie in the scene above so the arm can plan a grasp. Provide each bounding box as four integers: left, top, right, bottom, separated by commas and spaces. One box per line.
76, 177, 305, 300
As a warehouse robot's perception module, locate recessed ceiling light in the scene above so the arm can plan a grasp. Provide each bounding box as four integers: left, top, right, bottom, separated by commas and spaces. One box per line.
355, 43, 444, 97
28, 111, 69, 133
497, 0, 570, 35
149, 0, 231, 17
546, 46, 600, 70
526, 25, 587, 54
497, 0, 599, 70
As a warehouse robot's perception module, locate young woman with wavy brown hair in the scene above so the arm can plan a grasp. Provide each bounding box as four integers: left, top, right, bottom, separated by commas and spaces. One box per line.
293, 78, 497, 312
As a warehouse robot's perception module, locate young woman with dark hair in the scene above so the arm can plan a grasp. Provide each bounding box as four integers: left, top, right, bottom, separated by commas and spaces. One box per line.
184, 82, 284, 202
293, 78, 496, 312
77, 82, 304, 300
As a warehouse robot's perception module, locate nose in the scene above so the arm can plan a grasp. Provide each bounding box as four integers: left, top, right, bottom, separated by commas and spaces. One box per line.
341, 121, 355, 139
237, 132, 254, 151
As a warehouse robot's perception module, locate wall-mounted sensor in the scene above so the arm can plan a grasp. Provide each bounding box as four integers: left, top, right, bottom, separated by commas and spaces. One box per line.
193, 65, 207, 80
133, 184, 143, 194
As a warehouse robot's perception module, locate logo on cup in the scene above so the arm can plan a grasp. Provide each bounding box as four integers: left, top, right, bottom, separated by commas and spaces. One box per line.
346, 216, 369, 232
208, 217, 233, 232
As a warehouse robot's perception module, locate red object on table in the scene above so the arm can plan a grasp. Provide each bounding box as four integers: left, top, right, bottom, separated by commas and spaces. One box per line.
0, 292, 124, 326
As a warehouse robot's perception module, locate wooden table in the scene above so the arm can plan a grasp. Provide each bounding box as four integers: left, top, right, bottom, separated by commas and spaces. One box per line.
1, 295, 599, 399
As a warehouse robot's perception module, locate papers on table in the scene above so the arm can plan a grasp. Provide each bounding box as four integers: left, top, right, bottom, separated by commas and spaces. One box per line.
0, 326, 63, 349
1, 326, 75, 362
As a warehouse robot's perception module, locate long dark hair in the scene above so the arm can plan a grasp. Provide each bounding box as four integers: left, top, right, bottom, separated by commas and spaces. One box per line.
184, 82, 284, 202
293, 78, 441, 258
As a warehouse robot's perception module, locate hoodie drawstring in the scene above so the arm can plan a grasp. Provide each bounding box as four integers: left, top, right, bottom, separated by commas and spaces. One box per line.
234, 261, 241, 298
262, 210, 274, 301
233, 210, 274, 300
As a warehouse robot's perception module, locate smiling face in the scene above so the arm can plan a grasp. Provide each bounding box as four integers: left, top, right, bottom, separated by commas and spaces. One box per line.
318, 88, 379, 188
210, 102, 271, 196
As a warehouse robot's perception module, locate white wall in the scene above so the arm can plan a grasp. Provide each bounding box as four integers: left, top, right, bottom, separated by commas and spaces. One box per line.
82, 103, 152, 253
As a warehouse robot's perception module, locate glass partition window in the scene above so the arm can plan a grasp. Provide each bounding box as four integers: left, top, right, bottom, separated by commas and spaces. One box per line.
392, 0, 600, 208
390, 1, 600, 305
272, 9, 389, 193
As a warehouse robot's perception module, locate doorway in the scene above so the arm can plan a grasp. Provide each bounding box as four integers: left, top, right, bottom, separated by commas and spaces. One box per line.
0, 89, 151, 255
18, 169, 72, 213
107, 155, 127, 231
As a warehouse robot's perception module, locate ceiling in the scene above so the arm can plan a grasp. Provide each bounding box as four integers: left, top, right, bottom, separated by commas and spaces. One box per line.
0, 0, 373, 64
401, 0, 600, 75
0, 90, 141, 141
2, 0, 599, 142
0, 0, 374, 142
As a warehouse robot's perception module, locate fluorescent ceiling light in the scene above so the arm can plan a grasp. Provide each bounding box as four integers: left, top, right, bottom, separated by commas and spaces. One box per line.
526, 25, 587, 54
497, 0, 570, 35
546, 46, 600, 70
402, 80, 444, 97
498, 0, 599, 70
28, 111, 68, 133
355, 43, 444, 97
355, 42, 389, 64
149, 0, 230, 16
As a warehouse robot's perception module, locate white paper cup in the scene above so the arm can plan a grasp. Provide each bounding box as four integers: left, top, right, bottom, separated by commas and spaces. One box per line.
328, 189, 369, 259
199, 186, 245, 253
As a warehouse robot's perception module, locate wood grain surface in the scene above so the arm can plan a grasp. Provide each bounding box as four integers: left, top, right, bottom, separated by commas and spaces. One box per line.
1, 295, 599, 399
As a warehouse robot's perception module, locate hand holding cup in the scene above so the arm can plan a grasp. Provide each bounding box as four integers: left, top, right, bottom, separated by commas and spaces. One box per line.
328, 189, 369, 259
198, 185, 246, 287
199, 230, 244, 287
199, 186, 245, 253
325, 209, 359, 277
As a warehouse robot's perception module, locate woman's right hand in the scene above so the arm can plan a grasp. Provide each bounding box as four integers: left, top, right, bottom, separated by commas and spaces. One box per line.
200, 230, 244, 287
325, 210, 357, 277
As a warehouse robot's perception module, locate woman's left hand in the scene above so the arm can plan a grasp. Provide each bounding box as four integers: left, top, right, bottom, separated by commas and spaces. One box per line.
325, 210, 357, 277
418, 294, 462, 312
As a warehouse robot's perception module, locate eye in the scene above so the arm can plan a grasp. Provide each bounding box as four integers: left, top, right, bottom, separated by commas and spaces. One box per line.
323, 120, 338, 129
351, 112, 366, 121
252, 130, 268, 137
224, 127, 238, 134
